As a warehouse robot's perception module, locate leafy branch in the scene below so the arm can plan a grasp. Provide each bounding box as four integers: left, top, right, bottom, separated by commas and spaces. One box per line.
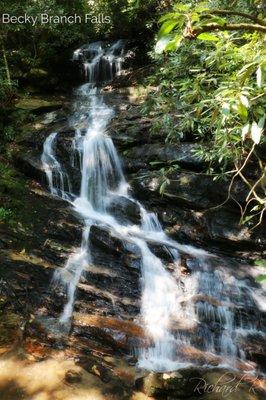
147, 1, 266, 228
209, 9, 266, 26
184, 23, 266, 39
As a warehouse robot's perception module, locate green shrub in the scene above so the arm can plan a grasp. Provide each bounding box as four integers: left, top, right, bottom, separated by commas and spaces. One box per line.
0, 207, 13, 223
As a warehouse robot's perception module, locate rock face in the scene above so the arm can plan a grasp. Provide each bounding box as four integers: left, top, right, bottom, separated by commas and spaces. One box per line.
131, 173, 265, 253
15, 98, 265, 256
124, 143, 205, 172
107, 195, 141, 225
136, 368, 266, 400
15, 96, 64, 113
107, 101, 266, 256
2, 75, 265, 400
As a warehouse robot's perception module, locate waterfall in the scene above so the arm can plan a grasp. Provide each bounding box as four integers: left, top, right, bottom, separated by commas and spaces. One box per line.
41, 41, 265, 373
41, 132, 71, 200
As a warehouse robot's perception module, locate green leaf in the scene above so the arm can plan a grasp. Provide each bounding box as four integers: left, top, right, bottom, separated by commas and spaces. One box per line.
159, 180, 169, 195
195, 2, 209, 13
256, 274, 266, 282
173, 4, 190, 12
149, 161, 164, 165
258, 114, 266, 130
159, 13, 176, 23
255, 259, 266, 268
206, 16, 227, 25
158, 20, 178, 39
237, 102, 248, 119
197, 33, 219, 42
165, 35, 183, 51
191, 12, 200, 23
241, 214, 254, 224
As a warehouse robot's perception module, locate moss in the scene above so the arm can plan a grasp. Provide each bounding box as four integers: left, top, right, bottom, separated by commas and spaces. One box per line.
0, 160, 28, 227
0, 308, 22, 346
15, 97, 63, 111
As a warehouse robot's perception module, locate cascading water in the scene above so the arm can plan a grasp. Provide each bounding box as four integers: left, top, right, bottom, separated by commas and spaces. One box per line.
42, 41, 265, 373
41, 132, 71, 200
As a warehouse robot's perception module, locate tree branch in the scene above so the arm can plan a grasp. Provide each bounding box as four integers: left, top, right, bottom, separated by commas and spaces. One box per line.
184, 22, 266, 38
209, 9, 266, 26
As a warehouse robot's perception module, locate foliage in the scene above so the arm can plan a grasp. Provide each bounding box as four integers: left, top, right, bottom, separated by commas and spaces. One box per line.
0, 161, 25, 194
0, 160, 27, 225
143, 0, 266, 227
255, 259, 266, 282
0, 207, 13, 223
0, 0, 162, 82
0, 70, 17, 109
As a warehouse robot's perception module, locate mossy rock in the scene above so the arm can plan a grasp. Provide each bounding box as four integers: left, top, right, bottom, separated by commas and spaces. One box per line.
27, 68, 49, 78
15, 97, 63, 113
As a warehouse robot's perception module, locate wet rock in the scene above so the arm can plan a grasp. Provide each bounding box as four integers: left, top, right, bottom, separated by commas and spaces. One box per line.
239, 334, 266, 372
56, 129, 76, 158
130, 171, 265, 253
75, 357, 112, 383
78, 225, 141, 317
148, 243, 175, 263
136, 368, 266, 399
132, 171, 248, 210
74, 314, 144, 338
203, 208, 265, 249
15, 96, 64, 113
110, 118, 152, 150
73, 325, 132, 354
65, 369, 83, 383
135, 368, 202, 398
107, 195, 141, 225
89, 225, 125, 256
46, 206, 83, 246
73, 314, 144, 355
124, 143, 205, 172
165, 206, 265, 253
14, 150, 46, 183
197, 369, 266, 400
135, 372, 164, 397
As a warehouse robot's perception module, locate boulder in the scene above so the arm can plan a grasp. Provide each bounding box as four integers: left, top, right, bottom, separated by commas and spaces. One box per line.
89, 225, 126, 256
85, 225, 141, 314
107, 195, 141, 225
238, 333, 266, 372
165, 206, 265, 253
136, 367, 266, 399
14, 150, 46, 183
131, 171, 248, 210
124, 143, 205, 172
135, 368, 202, 398
15, 97, 64, 113
110, 117, 153, 151
73, 313, 144, 354
65, 369, 83, 383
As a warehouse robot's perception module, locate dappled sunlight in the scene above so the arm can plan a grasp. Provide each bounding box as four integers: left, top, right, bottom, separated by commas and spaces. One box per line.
0, 356, 112, 400
73, 313, 144, 338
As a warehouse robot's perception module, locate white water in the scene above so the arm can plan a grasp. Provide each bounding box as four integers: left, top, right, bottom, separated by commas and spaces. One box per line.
41, 132, 71, 200
42, 41, 265, 372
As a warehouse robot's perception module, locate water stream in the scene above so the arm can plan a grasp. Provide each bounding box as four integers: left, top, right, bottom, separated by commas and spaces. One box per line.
42, 41, 265, 373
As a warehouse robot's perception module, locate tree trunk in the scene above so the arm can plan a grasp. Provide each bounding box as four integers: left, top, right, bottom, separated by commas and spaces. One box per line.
2, 42, 11, 85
